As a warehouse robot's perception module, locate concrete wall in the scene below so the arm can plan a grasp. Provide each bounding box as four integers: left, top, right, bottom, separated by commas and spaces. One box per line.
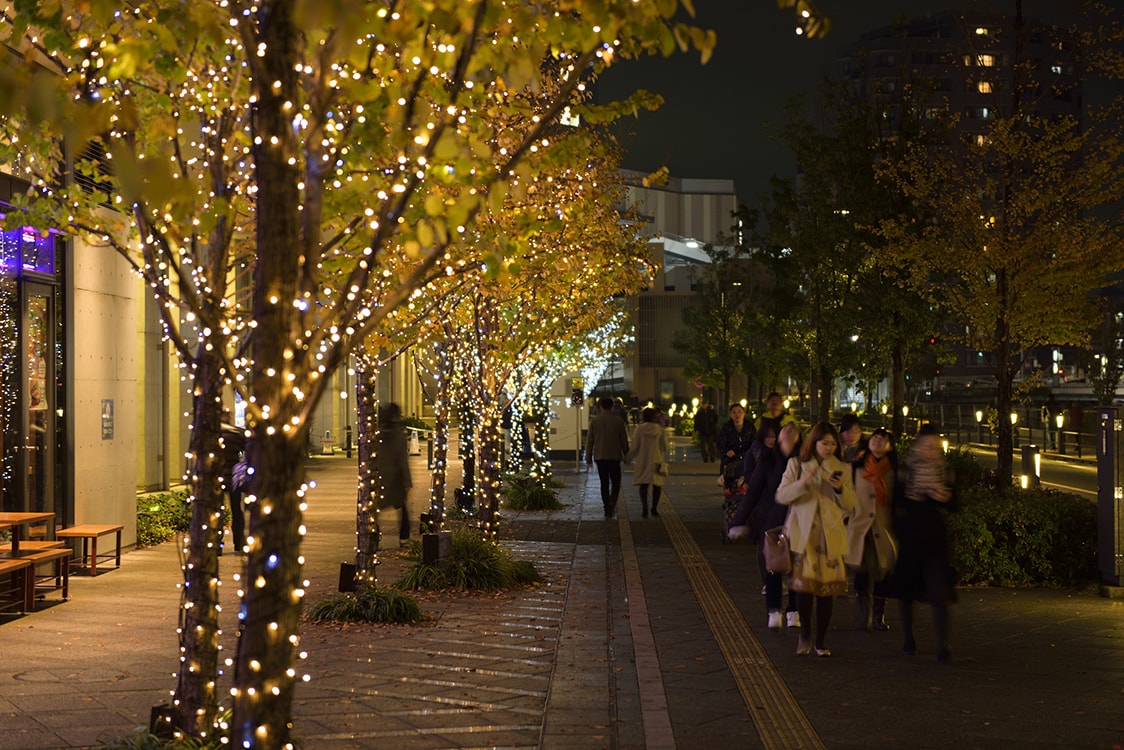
71, 237, 138, 545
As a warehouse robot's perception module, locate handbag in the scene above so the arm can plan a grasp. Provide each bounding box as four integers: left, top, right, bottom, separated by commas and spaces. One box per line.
763, 526, 791, 574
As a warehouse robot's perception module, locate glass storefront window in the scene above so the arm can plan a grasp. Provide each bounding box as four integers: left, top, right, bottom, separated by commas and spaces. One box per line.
0, 227, 56, 276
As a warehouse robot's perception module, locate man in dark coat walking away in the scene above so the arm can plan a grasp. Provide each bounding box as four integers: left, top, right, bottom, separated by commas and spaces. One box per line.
695, 402, 719, 463
218, 419, 247, 554
377, 403, 413, 545
585, 396, 630, 518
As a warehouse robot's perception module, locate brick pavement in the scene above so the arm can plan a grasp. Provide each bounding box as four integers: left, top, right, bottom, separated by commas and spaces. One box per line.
0, 451, 1121, 749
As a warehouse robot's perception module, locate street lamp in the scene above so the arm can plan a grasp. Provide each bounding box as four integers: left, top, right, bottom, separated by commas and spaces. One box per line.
975, 409, 984, 444
1011, 411, 1019, 448
881, 402, 888, 427
1055, 412, 1065, 454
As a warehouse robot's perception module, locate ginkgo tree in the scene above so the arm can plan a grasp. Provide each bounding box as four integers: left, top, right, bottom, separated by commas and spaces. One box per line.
0, 1, 714, 746
0, 4, 260, 738
435, 133, 652, 532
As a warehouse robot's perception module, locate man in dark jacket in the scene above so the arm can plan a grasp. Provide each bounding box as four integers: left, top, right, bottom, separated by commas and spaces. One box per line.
585, 397, 630, 518
695, 402, 719, 463
218, 421, 247, 553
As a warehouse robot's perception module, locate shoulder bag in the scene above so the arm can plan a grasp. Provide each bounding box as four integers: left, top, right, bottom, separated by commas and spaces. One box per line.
763, 526, 791, 574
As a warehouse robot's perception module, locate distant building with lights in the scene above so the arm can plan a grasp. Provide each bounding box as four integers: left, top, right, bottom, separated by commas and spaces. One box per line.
612, 170, 739, 406
838, 9, 1095, 401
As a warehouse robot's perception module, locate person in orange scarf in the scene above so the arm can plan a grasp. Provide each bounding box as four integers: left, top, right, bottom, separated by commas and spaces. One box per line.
845, 428, 897, 631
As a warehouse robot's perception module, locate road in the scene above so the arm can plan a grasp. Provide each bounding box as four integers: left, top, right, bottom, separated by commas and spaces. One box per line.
963, 445, 1098, 499
668, 434, 1099, 499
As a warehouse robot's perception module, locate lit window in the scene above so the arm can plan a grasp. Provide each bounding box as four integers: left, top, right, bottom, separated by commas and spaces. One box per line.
979, 54, 995, 67
1051, 64, 1063, 74
975, 27, 989, 35
975, 134, 989, 147
978, 81, 992, 93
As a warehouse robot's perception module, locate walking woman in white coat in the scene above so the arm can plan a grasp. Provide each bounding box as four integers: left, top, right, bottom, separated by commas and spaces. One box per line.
776, 422, 856, 656
625, 407, 669, 518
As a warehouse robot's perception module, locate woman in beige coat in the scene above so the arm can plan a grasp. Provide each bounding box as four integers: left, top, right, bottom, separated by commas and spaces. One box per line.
625, 407, 669, 518
776, 422, 855, 656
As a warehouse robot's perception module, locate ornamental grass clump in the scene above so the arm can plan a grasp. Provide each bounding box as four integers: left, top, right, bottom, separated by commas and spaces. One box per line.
396, 525, 542, 590
500, 471, 563, 511
98, 708, 247, 749
306, 584, 424, 624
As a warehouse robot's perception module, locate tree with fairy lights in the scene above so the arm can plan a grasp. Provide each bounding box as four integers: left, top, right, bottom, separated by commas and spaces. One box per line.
350, 277, 465, 583
0, 1, 714, 745
0, 4, 257, 736
511, 310, 635, 482
439, 135, 653, 534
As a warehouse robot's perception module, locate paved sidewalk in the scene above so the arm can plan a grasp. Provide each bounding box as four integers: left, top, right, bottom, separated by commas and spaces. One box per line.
0, 453, 1121, 749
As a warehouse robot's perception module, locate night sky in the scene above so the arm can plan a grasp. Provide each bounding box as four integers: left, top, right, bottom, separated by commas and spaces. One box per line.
596, 0, 1087, 207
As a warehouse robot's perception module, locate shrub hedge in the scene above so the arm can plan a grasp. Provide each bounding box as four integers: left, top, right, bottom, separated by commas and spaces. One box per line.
947, 484, 1097, 587
136, 490, 231, 549
135, 491, 191, 548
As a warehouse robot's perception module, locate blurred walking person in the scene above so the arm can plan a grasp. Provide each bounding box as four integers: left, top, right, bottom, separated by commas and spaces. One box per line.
377, 403, 413, 546
893, 423, 956, 663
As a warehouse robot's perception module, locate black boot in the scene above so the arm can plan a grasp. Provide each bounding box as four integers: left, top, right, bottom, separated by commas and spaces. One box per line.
872, 597, 890, 631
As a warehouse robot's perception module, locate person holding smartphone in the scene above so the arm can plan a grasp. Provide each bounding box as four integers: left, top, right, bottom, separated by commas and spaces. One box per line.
776, 422, 856, 657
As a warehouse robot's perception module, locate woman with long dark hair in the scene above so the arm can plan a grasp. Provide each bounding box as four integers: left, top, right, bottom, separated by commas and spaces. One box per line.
730, 421, 803, 629
846, 427, 897, 631
776, 422, 855, 656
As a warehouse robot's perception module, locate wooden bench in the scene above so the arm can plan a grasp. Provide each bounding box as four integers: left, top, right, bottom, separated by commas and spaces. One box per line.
0, 540, 66, 555
56, 524, 124, 576
23, 548, 69, 610
0, 558, 31, 614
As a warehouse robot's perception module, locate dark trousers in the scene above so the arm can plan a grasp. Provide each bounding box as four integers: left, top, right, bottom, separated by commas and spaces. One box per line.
229, 489, 245, 550
700, 436, 717, 462
594, 459, 622, 512
760, 542, 798, 613
638, 483, 662, 513
399, 506, 410, 540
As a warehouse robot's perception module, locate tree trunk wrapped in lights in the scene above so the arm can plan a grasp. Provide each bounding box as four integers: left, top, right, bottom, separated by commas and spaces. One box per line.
353, 360, 380, 583
175, 348, 230, 735
418, 342, 452, 524
515, 373, 554, 482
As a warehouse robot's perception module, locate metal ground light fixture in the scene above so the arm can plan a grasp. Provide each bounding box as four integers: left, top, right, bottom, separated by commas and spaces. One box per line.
1095, 407, 1124, 595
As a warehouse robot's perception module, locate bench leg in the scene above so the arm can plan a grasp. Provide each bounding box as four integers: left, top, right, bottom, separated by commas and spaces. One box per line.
114, 530, 122, 569
22, 567, 32, 613
90, 537, 98, 576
